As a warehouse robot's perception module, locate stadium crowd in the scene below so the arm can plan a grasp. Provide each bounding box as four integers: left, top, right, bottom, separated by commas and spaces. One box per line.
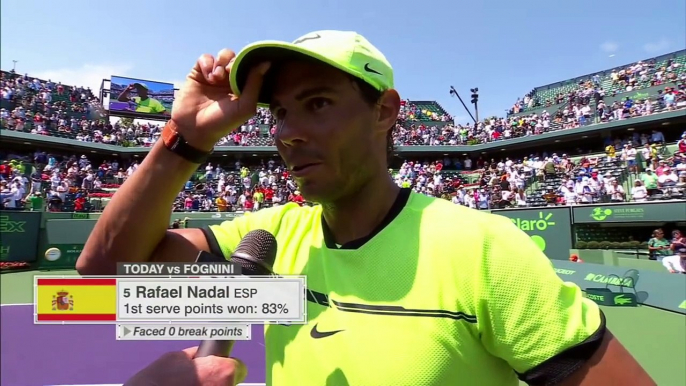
511, 56, 685, 113
3, 51, 685, 149
2, 128, 685, 213
2, 51, 686, 213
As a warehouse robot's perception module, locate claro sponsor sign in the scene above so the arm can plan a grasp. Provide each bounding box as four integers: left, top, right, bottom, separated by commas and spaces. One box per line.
494, 208, 573, 260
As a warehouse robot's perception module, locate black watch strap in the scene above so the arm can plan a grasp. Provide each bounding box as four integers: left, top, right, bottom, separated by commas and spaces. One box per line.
161, 121, 213, 164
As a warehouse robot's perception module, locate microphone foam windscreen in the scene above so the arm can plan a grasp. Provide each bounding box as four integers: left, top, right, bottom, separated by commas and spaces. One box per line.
233, 229, 278, 275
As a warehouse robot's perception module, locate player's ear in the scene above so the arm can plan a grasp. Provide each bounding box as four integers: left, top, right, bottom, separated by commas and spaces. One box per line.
376, 89, 400, 134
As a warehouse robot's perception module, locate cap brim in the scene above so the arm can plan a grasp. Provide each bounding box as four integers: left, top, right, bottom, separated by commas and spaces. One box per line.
230, 41, 355, 107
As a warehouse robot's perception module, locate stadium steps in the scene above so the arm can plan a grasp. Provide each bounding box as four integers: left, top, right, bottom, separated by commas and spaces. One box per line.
524, 159, 629, 207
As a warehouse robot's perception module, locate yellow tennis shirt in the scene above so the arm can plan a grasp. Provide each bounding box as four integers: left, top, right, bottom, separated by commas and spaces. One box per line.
205, 189, 604, 385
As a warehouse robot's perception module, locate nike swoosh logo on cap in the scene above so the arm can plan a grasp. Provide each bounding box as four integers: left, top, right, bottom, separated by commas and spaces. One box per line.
310, 323, 344, 339
364, 63, 382, 75
293, 34, 321, 45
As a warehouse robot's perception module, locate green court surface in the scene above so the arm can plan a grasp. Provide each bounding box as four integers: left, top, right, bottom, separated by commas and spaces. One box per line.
2, 270, 685, 385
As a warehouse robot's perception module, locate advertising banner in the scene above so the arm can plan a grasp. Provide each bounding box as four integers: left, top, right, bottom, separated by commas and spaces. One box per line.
109, 76, 174, 118
0, 211, 41, 262
552, 260, 686, 314
573, 202, 686, 223
492, 207, 573, 260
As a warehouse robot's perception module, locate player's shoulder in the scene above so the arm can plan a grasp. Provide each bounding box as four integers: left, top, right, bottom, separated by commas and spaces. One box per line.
407, 191, 512, 231
225, 202, 321, 231
405, 192, 529, 265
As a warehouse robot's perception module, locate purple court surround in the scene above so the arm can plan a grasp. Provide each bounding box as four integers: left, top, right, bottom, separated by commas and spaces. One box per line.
0, 304, 266, 386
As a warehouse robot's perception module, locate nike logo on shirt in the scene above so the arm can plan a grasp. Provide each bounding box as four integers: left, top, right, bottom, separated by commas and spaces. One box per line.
310, 323, 344, 339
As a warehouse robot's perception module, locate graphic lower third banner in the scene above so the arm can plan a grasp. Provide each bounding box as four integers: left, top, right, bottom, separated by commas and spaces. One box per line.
35, 278, 117, 323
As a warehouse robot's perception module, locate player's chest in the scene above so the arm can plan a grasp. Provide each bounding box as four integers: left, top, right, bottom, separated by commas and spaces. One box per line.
263, 290, 505, 386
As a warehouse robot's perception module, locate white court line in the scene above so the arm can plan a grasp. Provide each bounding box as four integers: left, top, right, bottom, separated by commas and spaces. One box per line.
0, 302, 32, 307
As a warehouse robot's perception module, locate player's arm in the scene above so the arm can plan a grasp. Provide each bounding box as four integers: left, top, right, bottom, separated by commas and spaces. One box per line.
77, 141, 207, 275
556, 330, 653, 386
475, 215, 654, 386
117, 84, 134, 102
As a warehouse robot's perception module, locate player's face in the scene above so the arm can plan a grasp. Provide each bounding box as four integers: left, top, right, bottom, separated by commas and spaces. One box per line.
136, 86, 148, 97
271, 60, 388, 203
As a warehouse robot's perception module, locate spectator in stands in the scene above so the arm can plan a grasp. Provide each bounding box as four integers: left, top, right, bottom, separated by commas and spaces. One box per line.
25, 191, 43, 211
640, 168, 659, 196
47, 191, 63, 211
657, 166, 678, 193
630, 180, 648, 202
542, 187, 557, 206
514, 188, 527, 207
676, 171, 686, 196
621, 143, 638, 174
650, 129, 665, 144
605, 143, 616, 161
648, 229, 672, 262
606, 179, 625, 202
671, 230, 686, 252
0, 180, 15, 209
663, 87, 677, 111
678, 133, 686, 154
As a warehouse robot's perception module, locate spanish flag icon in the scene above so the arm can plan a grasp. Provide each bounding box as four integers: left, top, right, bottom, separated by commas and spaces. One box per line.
35, 278, 117, 322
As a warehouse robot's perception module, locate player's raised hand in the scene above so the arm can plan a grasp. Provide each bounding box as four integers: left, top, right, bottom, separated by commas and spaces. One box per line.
171, 48, 271, 151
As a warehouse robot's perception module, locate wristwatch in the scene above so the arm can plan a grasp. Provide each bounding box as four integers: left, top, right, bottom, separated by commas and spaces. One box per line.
161, 120, 213, 164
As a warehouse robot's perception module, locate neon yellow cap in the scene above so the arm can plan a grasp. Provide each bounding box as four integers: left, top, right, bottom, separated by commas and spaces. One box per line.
230, 30, 394, 107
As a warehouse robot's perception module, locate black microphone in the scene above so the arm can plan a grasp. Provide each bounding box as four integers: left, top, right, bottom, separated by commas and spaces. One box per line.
194, 229, 277, 358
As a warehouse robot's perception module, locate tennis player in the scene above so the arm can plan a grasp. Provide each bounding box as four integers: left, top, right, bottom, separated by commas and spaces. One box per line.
117, 82, 167, 114
80, 30, 654, 385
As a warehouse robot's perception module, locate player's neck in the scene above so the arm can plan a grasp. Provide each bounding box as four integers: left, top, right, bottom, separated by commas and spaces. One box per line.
322, 175, 400, 246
